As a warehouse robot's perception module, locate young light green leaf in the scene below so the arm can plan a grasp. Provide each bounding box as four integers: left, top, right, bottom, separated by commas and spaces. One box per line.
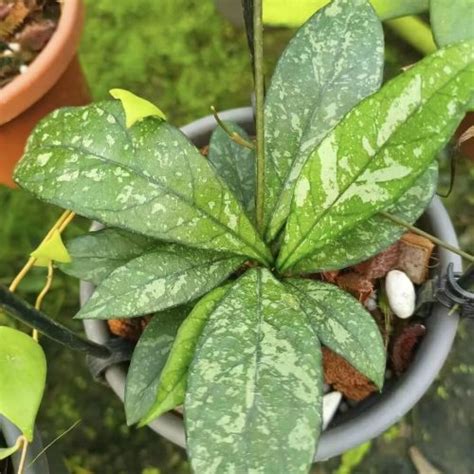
125, 306, 188, 425
208, 121, 255, 216
291, 163, 438, 272
31, 230, 71, 267
285, 279, 386, 388
139, 285, 230, 426
60, 229, 156, 285
185, 269, 322, 474
278, 41, 474, 272
0, 327, 46, 441
431, 0, 474, 47
264, 0, 384, 241
0, 437, 22, 460
109, 88, 167, 127
14, 101, 272, 266
76, 243, 244, 319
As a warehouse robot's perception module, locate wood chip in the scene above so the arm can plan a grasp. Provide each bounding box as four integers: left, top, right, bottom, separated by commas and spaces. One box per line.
396, 233, 434, 284
354, 242, 400, 279
336, 272, 374, 303
391, 323, 426, 375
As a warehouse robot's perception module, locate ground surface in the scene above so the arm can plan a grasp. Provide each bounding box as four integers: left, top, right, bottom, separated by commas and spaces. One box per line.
1, 0, 473, 473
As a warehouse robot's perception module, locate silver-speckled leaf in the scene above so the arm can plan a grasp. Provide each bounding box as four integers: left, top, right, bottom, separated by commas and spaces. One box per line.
140, 285, 230, 426
14, 101, 272, 265
185, 268, 322, 474
208, 121, 255, 216
264, 0, 384, 242
291, 162, 438, 273
76, 243, 244, 319
278, 41, 474, 272
431, 0, 474, 47
60, 228, 155, 285
125, 306, 188, 425
285, 279, 385, 388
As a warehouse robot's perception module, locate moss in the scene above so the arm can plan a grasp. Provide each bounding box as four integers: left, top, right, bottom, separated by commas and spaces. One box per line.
333, 442, 372, 474
382, 424, 402, 443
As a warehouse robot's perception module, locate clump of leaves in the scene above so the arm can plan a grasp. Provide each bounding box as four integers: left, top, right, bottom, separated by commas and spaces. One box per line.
11, 0, 474, 472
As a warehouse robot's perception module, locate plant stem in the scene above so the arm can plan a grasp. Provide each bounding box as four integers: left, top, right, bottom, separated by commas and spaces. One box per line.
32, 261, 54, 341
17, 436, 28, 474
254, 0, 265, 234
380, 211, 474, 263
385, 16, 436, 56
210, 106, 255, 149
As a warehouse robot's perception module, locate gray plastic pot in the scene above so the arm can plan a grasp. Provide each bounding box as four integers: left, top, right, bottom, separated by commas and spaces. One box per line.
80, 107, 461, 461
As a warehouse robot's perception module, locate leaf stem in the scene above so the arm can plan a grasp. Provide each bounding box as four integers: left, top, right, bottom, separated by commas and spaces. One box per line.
17, 436, 28, 474
380, 211, 474, 263
210, 106, 255, 150
254, 0, 265, 235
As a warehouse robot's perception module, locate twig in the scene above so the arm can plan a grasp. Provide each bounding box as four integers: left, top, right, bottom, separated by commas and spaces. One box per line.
210, 106, 255, 150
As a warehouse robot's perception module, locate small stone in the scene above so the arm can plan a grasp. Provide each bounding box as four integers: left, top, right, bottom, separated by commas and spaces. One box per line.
8, 42, 20, 52
385, 270, 416, 319
364, 290, 378, 311
397, 233, 434, 284
322, 391, 342, 430
19, 64, 28, 74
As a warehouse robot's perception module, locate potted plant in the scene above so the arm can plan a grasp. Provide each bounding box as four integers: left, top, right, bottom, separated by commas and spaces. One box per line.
2, 0, 474, 472
0, 0, 90, 187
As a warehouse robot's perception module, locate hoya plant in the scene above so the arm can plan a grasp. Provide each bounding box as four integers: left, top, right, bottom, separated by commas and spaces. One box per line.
2, 0, 474, 472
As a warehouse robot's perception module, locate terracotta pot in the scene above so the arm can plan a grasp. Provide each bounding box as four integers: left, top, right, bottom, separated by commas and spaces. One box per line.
0, 0, 91, 187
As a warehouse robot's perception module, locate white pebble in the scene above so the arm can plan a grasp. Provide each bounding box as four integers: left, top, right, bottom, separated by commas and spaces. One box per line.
364, 290, 378, 311
19, 65, 29, 74
8, 42, 20, 52
322, 391, 342, 430
385, 270, 416, 319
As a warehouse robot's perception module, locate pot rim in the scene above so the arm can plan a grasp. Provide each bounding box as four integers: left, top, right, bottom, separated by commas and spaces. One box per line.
81, 106, 461, 461
0, 0, 85, 125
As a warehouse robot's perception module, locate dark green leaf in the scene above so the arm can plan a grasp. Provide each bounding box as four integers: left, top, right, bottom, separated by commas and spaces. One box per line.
60, 228, 155, 285
185, 269, 322, 474
285, 279, 386, 388
77, 243, 244, 319
140, 285, 231, 425
125, 306, 188, 425
431, 0, 474, 47
0, 327, 46, 441
278, 41, 474, 272
208, 121, 255, 215
14, 101, 272, 265
264, 0, 384, 241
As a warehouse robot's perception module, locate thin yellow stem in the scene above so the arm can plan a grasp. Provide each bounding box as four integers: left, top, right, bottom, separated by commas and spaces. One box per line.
32, 262, 54, 341
17, 436, 28, 474
210, 106, 255, 150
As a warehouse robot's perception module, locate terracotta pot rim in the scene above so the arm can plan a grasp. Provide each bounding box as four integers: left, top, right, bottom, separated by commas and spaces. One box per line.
0, 0, 85, 125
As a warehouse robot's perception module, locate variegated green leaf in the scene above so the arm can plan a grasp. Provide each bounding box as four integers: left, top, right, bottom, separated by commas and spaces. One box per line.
185, 268, 322, 474
14, 101, 272, 265
139, 285, 230, 426
208, 121, 255, 216
60, 228, 155, 285
431, 0, 474, 47
264, 0, 384, 241
0, 327, 46, 441
125, 306, 188, 425
278, 41, 474, 272
76, 243, 243, 319
285, 279, 385, 388
291, 162, 438, 272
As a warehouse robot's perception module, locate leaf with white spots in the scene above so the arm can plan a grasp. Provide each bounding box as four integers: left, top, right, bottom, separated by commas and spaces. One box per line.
291, 162, 438, 272
125, 306, 188, 425
431, 0, 474, 47
76, 243, 244, 319
60, 228, 155, 285
264, 0, 384, 241
208, 121, 255, 216
278, 40, 474, 272
185, 268, 322, 474
14, 101, 272, 266
285, 279, 386, 388
140, 285, 230, 425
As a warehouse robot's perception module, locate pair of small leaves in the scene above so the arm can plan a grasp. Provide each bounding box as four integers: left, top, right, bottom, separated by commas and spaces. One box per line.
0, 326, 46, 442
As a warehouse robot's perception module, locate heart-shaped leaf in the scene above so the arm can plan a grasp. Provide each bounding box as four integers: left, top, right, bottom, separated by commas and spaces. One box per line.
60, 229, 156, 285
291, 162, 438, 272
0, 327, 46, 441
185, 269, 322, 474
278, 41, 474, 272
285, 279, 386, 388
125, 306, 188, 425
208, 121, 255, 216
139, 285, 230, 426
77, 243, 244, 319
264, 0, 384, 241
431, 0, 474, 47
31, 229, 71, 267
14, 101, 272, 265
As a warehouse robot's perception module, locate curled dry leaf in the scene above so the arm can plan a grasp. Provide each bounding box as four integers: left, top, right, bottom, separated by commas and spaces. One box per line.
322, 347, 377, 401
397, 233, 435, 284
335, 272, 374, 303
391, 323, 426, 375
354, 242, 400, 279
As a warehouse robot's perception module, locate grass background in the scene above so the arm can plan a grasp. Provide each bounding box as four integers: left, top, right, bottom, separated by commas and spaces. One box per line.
1, 0, 473, 472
